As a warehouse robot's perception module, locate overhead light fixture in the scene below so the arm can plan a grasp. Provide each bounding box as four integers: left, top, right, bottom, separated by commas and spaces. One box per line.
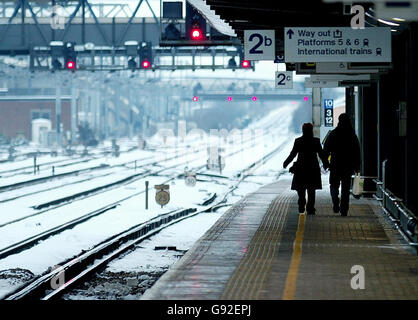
377, 18, 400, 26
392, 17, 406, 22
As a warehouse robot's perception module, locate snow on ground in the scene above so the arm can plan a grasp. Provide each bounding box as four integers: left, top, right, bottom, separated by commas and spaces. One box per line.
107, 209, 227, 274
0, 103, 299, 299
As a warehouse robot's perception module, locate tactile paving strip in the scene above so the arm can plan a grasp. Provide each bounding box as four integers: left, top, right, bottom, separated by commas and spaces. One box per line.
221, 190, 294, 299
141, 181, 290, 300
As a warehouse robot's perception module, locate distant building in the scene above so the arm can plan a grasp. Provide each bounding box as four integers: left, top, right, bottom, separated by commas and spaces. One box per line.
0, 95, 75, 142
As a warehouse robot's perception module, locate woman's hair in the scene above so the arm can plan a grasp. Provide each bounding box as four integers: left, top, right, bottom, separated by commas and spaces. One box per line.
302, 122, 313, 137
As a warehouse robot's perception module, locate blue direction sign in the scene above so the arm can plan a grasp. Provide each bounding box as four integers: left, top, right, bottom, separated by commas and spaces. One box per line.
284, 27, 391, 63
324, 99, 334, 127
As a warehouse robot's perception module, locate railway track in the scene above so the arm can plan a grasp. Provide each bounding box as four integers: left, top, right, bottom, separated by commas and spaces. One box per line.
0, 133, 262, 258
0, 147, 208, 228
0, 122, 277, 228
2, 139, 288, 300
0, 148, 184, 196
0, 108, 293, 300
0, 156, 208, 258
0, 145, 133, 177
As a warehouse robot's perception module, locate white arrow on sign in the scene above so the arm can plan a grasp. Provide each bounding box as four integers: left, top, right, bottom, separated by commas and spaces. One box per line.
244, 30, 275, 61
275, 71, 293, 89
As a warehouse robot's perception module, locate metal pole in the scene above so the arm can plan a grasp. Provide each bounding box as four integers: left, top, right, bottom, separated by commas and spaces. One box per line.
33, 155, 36, 175
104, 90, 109, 139
145, 180, 149, 210
71, 82, 77, 146
55, 74, 62, 148
51, 0, 55, 40
82, 0, 85, 44
21, 0, 25, 46
312, 87, 322, 138
377, 80, 381, 180
115, 88, 120, 138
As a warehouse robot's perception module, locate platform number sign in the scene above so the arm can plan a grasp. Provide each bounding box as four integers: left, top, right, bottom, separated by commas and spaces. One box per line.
244, 30, 275, 61
275, 71, 293, 89
324, 99, 334, 127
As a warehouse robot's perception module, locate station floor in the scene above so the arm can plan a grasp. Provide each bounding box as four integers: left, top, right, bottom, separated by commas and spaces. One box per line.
141, 175, 418, 300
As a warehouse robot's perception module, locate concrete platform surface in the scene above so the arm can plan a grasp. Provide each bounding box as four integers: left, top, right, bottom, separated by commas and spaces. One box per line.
142, 176, 418, 300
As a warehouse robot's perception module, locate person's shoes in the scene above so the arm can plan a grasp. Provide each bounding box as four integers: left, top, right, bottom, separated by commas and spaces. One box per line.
298, 205, 305, 213
307, 208, 316, 215
333, 204, 340, 213
340, 210, 348, 216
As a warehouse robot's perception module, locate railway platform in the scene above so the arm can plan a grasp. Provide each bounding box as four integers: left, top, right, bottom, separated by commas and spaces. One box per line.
142, 175, 418, 300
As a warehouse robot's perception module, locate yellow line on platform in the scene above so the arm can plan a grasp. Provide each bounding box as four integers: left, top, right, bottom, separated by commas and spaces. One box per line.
282, 212, 306, 300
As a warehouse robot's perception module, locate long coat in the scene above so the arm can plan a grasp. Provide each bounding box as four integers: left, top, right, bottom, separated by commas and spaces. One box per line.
323, 125, 361, 175
283, 136, 329, 190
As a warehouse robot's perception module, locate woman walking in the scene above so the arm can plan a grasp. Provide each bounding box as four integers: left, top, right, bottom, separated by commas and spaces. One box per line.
283, 123, 329, 215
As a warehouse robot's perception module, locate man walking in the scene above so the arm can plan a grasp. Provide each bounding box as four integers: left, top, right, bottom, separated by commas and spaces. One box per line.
323, 113, 361, 216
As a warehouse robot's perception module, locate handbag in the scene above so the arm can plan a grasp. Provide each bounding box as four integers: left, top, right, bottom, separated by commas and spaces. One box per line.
352, 173, 364, 197
289, 161, 301, 174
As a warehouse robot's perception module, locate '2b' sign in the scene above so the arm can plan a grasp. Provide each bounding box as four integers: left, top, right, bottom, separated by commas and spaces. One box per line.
244, 30, 275, 61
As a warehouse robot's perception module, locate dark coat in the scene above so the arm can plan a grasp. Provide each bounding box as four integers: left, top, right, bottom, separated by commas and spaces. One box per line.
323, 124, 361, 175
283, 136, 329, 190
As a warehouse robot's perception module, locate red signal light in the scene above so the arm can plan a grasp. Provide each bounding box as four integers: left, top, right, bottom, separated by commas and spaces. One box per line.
227, 96, 232, 101
191, 28, 203, 40
252, 96, 257, 101
141, 60, 151, 69
241, 60, 250, 68
192, 96, 199, 102
66, 61, 75, 70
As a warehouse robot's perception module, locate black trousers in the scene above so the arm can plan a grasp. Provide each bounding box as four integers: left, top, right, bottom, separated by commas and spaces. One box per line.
329, 170, 352, 214
297, 188, 316, 214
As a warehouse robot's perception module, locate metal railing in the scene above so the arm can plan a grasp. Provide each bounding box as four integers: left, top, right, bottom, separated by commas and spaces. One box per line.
373, 178, 418, 248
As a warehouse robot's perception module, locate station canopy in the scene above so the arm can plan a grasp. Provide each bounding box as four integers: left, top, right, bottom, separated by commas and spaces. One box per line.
202, 0, 408, 55
188, 0, 237, 37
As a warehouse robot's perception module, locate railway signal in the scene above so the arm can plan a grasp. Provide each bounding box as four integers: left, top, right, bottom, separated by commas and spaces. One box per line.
186, 2, 206, 42
241, 60, 250, 68
64, 42, 77, 71
141, 59, 151, 69
239, 48, 253, 69
139, 42, 153, 70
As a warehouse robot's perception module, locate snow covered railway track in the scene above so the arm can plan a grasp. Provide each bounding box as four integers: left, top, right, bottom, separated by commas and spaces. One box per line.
0, 152, 170, 196
0, 150, 207, 228
0, 146, 133, 178
0, 130, 286, 260
0, 156, 97, 177
3, 140, 288, 301
0, 161, 208, 260
3, 207, 200, 300
0, 164, 110, 193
